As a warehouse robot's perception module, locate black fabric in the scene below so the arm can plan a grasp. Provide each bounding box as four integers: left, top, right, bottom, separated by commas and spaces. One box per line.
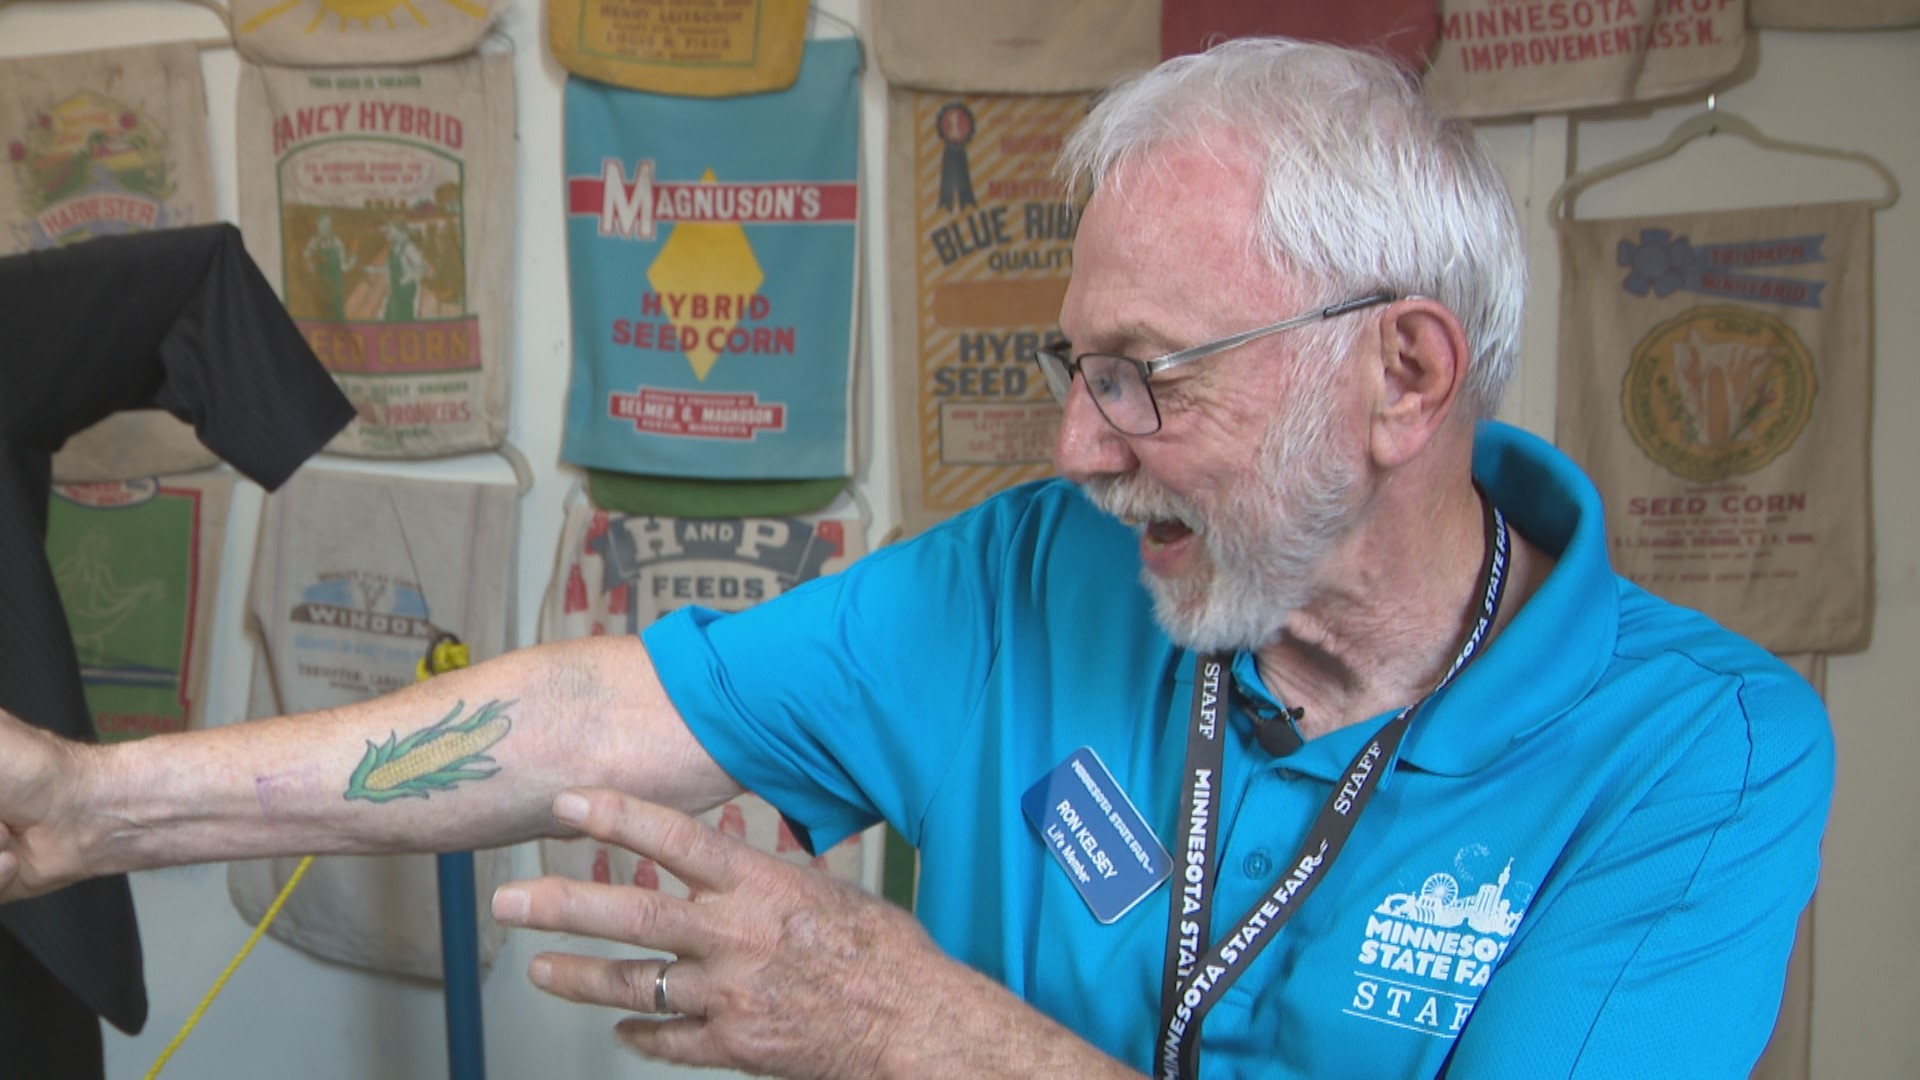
0, 223, 355, 1038
0, 924, 105, 1080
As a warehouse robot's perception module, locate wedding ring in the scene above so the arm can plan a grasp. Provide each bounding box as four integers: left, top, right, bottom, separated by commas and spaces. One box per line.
653, 959, 676, 1015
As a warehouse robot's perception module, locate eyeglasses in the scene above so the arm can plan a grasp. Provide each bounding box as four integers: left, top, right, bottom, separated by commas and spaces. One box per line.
1030, 291, 1396, 436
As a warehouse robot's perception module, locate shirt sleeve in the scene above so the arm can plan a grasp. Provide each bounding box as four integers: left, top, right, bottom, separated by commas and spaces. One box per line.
641, 482, 1065, 851
1442, 664, 1834, 1078
0, 223, 353, 488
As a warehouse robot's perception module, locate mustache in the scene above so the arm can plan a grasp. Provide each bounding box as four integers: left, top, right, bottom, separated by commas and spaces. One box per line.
1081, 472, 1205, 533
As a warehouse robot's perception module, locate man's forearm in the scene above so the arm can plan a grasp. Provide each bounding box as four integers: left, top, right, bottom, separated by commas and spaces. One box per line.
872, 955, 1143, 1080
61, 636, 737, 882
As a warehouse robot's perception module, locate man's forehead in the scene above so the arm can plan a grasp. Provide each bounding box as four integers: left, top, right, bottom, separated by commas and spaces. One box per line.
1065, 147, 1296, 335
1083, 144, 1262, 235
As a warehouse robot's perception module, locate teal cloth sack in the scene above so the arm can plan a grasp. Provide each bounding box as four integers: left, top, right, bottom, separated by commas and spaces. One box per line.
561, 38, 862, 516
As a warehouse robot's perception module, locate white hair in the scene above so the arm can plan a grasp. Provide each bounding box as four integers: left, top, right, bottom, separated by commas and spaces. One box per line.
1060, 37, 1526, 418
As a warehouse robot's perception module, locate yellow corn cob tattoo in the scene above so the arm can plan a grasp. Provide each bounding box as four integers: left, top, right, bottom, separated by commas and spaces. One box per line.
345, 699, 515, 803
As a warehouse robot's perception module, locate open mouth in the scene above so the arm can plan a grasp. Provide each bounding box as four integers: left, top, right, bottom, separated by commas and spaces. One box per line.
1143, 517, 1194, 550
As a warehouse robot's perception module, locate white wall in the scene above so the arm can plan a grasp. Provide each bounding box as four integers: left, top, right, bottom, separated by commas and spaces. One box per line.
2, 6, 1915, 1078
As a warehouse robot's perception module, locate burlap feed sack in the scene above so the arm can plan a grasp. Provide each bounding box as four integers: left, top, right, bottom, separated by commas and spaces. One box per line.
887, 87, 1086, 535
236, 52, 516, 457
548, 0, 809, 96
230, 467, 519, 980
45, 472, 232, 741
232, 0, 499, 65
1556, 201, 1874, 654
1750, 0, 1920, 28
872, 0, 1158, 92
1425, 0, 1746, 120
3, 42, 224, 479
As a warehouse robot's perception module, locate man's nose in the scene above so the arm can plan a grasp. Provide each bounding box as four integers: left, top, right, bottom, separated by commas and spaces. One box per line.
1050, 375, 1139, 483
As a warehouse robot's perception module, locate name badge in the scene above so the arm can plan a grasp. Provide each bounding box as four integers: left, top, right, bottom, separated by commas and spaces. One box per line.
1021, 747, 1172, 924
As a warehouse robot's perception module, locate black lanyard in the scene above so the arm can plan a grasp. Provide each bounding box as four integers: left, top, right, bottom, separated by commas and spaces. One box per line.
1155, 492, 1510, 1080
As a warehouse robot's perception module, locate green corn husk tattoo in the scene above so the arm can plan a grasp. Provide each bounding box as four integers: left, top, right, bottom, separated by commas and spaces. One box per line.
345, 699, 514, 803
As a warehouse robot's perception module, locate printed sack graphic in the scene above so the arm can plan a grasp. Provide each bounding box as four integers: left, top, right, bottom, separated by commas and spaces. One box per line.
5, 42, 225, 481
1, 42, 215, 252
548, 0, 809, 96
1424, 0, 1746, 119
562, 37, 861, 508
45, 473, 232, 742
232, 0, 499, 65
1557, 201, 1874, 654
237, 53, 516, 457
887, 88, 1089, 534
537, 503, 868, 892
230, 467, 520, 979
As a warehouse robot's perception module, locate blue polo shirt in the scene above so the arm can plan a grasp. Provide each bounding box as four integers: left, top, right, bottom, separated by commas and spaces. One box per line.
644, 422, 1833, 1077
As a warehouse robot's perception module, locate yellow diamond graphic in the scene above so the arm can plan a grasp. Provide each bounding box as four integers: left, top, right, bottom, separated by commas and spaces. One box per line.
645, 169, 766, 382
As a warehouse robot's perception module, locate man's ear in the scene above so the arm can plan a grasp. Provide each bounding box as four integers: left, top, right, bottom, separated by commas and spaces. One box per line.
1368, 298, 1471, 469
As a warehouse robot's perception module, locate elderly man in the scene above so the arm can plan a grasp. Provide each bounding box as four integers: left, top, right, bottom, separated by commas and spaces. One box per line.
0, 38, 1830, 1079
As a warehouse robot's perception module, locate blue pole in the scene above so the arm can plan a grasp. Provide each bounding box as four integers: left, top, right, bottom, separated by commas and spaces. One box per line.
437, 850, 486, 1080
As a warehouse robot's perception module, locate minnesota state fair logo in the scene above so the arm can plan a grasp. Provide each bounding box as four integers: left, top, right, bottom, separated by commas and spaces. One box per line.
1620, 304, 1818, 484
1346, 850, 1531, 1038
8, 93, 177, 248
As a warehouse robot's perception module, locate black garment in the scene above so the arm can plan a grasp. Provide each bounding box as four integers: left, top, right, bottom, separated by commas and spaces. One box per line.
0, 225, 354, 1052
0, 926, 104, 1080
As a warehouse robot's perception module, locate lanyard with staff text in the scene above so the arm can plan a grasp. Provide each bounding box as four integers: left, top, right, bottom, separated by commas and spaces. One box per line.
1156, 489, 1509, 1080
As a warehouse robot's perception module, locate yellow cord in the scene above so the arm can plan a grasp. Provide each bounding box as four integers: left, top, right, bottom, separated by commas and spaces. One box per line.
144, 854, 316, 1079
148, 633, 468, 1075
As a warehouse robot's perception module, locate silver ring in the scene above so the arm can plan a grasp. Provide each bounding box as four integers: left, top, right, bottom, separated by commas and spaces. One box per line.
653, 959, 675, 1015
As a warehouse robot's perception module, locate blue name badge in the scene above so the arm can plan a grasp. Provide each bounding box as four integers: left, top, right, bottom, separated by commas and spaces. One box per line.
1021, 747, 1172, 924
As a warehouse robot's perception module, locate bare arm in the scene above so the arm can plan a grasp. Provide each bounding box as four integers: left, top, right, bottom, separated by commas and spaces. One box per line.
495, 788, 1141, 1080
0, 635, 741, 901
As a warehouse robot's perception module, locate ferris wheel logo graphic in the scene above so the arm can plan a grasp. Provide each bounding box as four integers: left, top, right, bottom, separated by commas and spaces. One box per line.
1376, 858, 1526, 938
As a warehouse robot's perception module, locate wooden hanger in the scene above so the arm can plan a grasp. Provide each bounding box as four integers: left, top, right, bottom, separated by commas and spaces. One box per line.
1550, 94, 1901, 223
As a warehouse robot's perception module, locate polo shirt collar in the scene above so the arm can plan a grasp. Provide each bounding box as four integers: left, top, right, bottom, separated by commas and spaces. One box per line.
1213, 423, 1620, 778
1395, 422, 1620, 775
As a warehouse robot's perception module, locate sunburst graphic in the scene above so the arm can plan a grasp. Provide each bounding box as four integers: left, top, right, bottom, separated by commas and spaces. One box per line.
646, 169, 766, 382
239, 0, 488, 35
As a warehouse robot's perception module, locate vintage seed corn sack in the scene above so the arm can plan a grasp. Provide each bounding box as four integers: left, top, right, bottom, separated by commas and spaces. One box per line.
887, 88, 1091, 534
561, 37, 861, 516
1556, 201, 1874, 654
237, 52, 516, 457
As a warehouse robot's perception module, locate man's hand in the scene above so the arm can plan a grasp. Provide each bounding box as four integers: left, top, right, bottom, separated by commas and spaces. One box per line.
492, 788, 926, 1079
493, 789, 1142, 1080
0, 707, 94, 903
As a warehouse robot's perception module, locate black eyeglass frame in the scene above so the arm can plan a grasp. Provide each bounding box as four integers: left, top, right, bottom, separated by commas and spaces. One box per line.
1032, 290, 1397, 436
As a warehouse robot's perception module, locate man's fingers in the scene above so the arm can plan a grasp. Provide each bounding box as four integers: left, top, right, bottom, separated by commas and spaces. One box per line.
493, 876, 722, 958
613, 1014, 735, 1072
526, 951, 707, 1018
553, 787, 745, 894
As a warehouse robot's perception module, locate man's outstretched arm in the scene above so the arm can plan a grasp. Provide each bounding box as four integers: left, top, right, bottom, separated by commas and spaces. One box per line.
0, 634, 742, 902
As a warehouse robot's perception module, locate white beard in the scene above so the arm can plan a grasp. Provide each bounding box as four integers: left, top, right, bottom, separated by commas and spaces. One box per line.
1083, 363, 1363, 652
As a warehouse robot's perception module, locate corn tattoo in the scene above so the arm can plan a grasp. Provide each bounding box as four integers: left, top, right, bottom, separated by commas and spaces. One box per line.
345, 699, 515, 802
